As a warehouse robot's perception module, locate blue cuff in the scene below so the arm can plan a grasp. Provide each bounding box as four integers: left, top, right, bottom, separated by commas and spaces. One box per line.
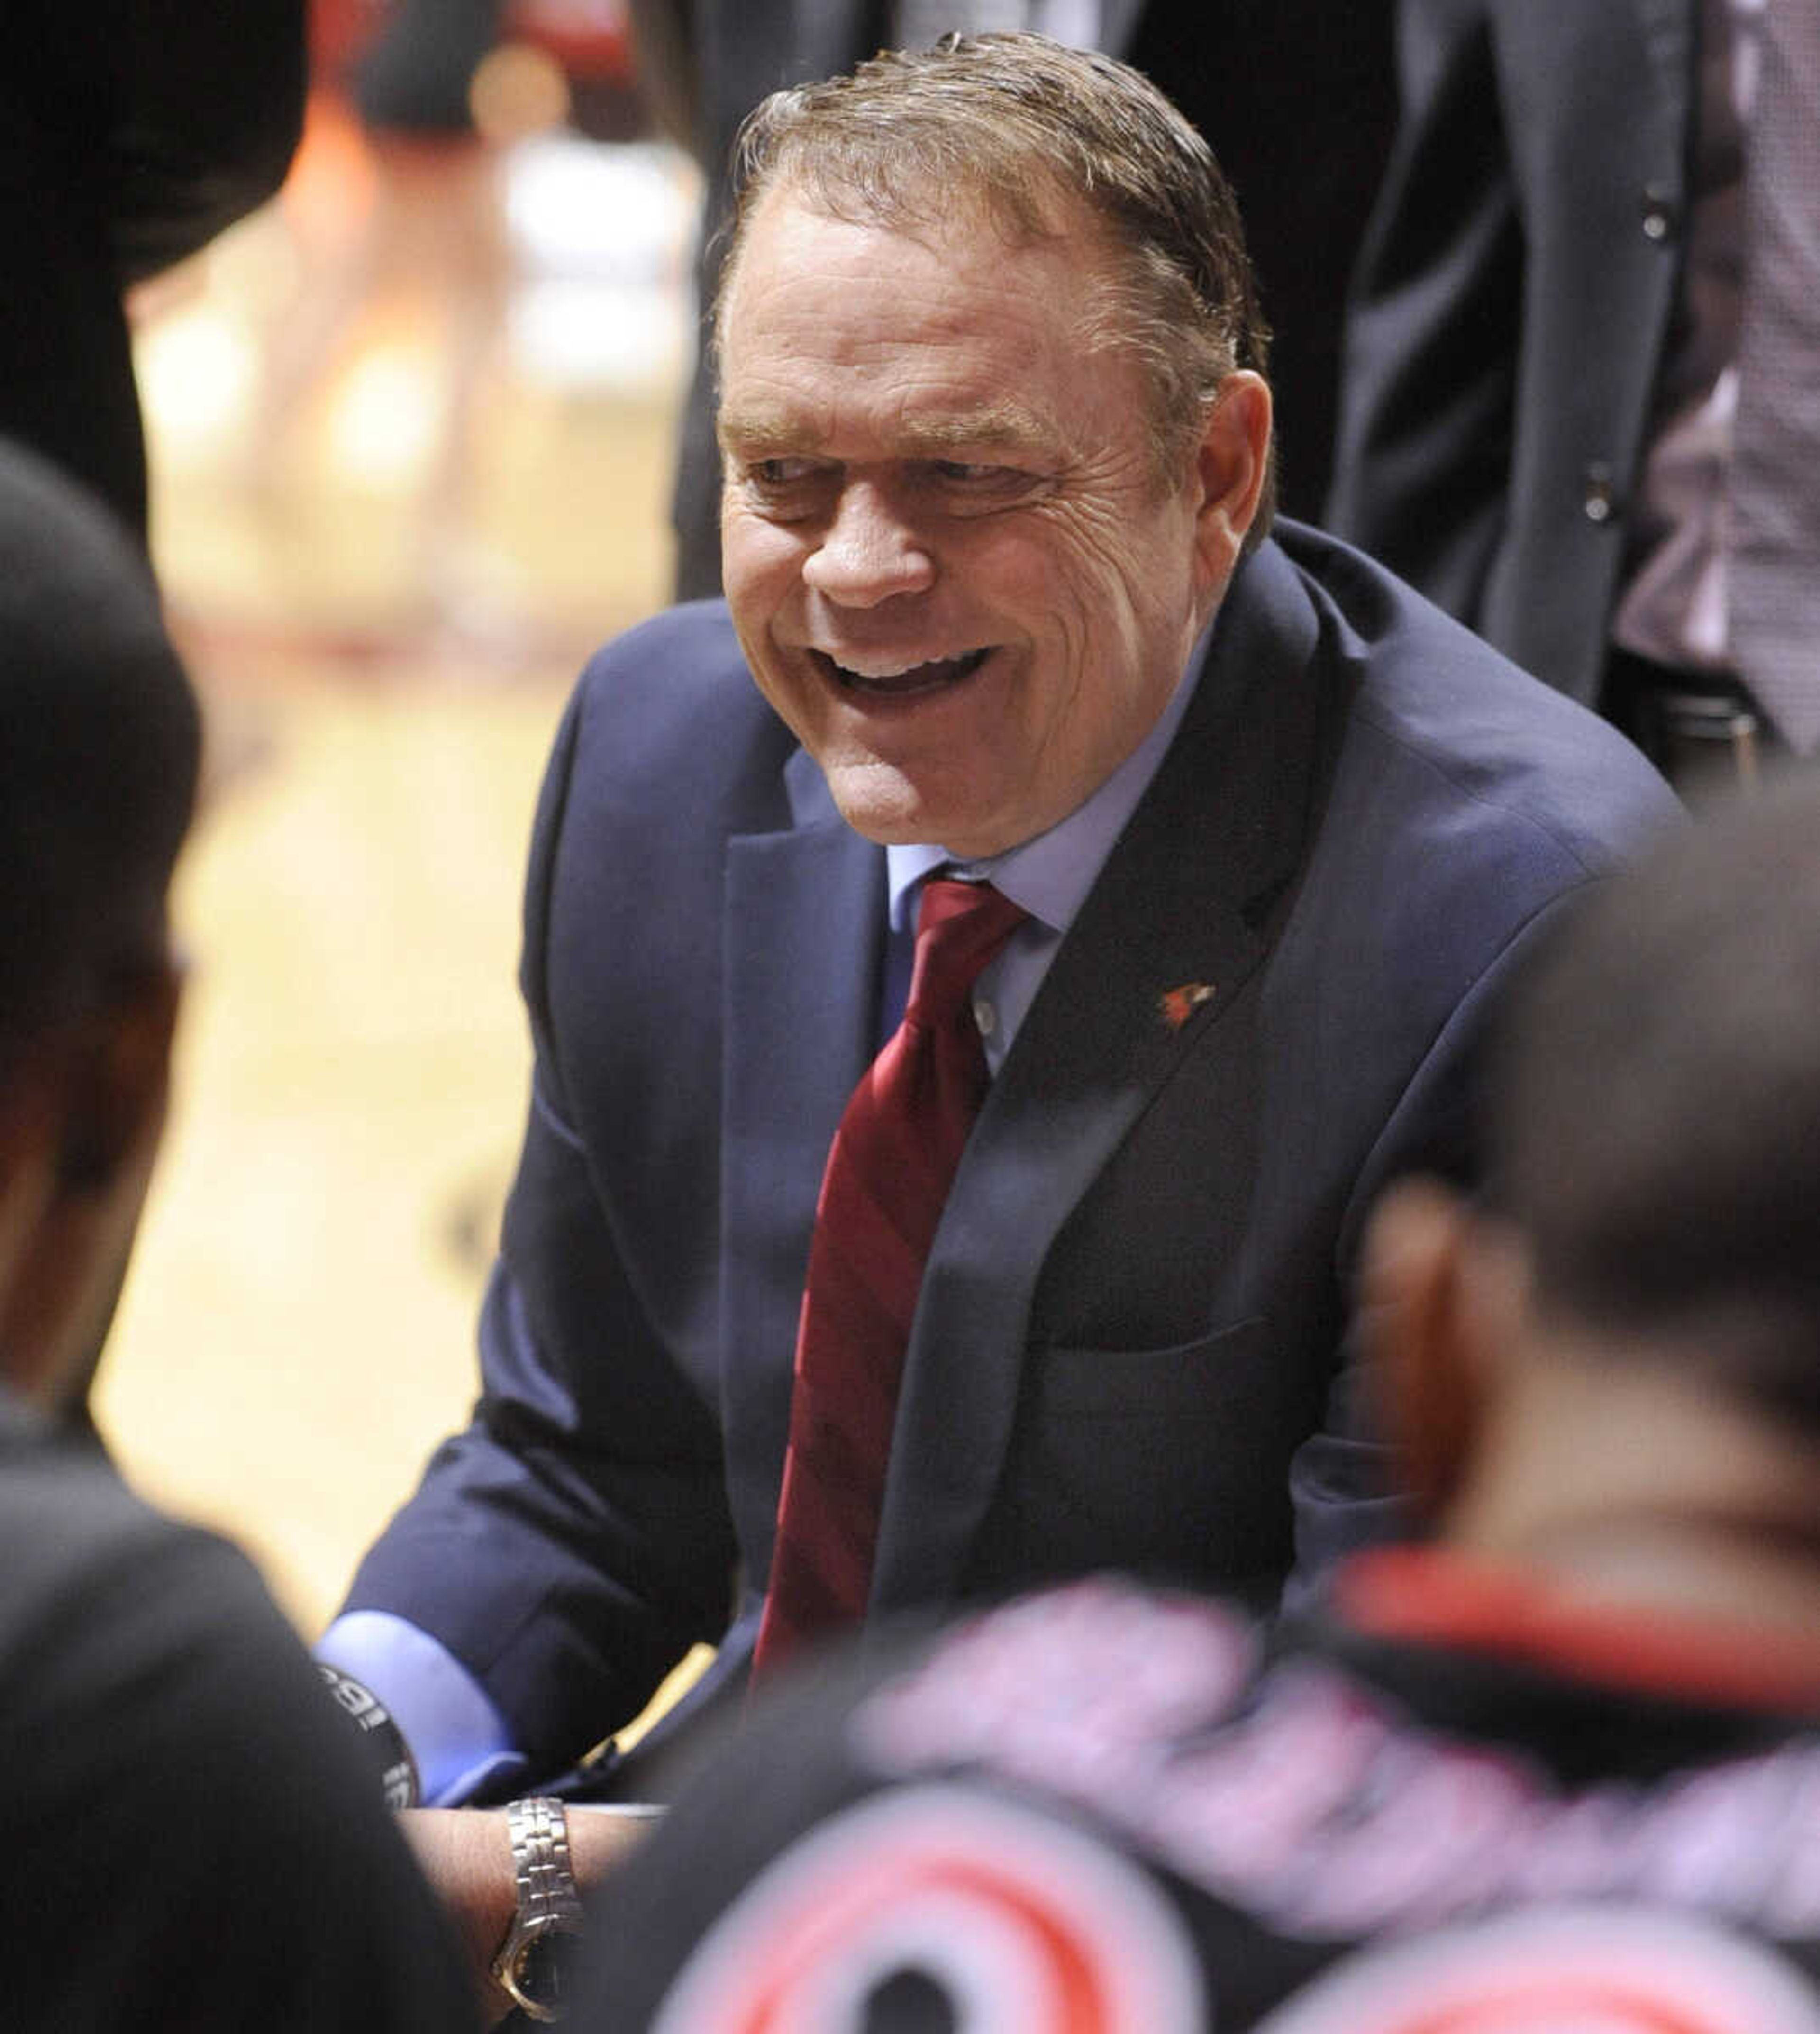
317, 1611, 524, 1806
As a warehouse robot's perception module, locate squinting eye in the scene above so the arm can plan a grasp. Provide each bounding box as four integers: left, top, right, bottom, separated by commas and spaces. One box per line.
749, 457, 823, 487
933, 460, 1006, 483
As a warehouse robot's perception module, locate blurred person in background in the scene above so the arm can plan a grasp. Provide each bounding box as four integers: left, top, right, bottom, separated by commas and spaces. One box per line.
241, 0, 520, 633
1327, 0, 1820, 794
582, 769, 1820, 2031
0, 438, 474, 2032
243, 0, 640, 641
3, 0, 306, 545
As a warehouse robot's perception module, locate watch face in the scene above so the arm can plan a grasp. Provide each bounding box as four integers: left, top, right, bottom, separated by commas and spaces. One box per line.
511, 1928, 574, 2016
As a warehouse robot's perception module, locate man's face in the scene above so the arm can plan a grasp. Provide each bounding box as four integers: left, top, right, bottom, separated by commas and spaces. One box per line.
717, 186, 1260, 859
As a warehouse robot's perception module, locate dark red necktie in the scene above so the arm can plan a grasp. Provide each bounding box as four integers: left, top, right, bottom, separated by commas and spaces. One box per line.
753, 877, 1027, 1677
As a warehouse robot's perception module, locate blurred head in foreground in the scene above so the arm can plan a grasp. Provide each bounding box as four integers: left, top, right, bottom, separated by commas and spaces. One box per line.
0, 440, 198, 1423
1368, 773, 1820, 1620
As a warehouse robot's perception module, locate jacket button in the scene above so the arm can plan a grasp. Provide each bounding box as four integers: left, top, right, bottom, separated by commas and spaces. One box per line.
1583, 465, 1619, 523
1640, 183, 1678, 241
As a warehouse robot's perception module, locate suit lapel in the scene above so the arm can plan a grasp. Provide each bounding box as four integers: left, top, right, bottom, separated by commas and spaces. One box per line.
871, 538, 1335, 1612
719, 750, 886, 1579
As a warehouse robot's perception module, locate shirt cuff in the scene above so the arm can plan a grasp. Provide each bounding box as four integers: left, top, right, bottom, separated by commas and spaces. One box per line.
317, 1610, 525, 1806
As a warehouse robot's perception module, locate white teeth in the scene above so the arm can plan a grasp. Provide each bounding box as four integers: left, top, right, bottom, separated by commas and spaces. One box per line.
815, 648, 991, 685
828, 656, 943, 679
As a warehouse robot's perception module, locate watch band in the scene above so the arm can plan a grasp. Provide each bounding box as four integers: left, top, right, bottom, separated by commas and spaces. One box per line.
492, 1797, 586, 2023
316, 1661, 419, 1810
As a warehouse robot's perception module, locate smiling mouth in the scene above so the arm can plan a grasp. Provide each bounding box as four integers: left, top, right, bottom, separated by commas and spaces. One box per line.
813, 648, 993, 697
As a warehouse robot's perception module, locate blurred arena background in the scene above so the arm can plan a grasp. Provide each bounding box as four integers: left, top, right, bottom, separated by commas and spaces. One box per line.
94, 18, 699, 1638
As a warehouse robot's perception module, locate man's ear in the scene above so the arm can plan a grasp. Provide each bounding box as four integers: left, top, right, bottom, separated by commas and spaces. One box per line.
56, 958, 183, 1195
0, 956, 184, 1418
1359, 1177, 1495, 1526
1191, 369, 1271, 607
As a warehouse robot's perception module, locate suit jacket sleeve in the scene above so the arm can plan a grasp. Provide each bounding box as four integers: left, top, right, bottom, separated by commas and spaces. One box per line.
1324, 0, 1520, 626
1326, 0, 1694, 707
341, 674, 742, 1779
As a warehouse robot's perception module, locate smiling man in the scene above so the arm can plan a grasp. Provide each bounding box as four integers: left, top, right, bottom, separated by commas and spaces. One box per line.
713, 178, 1265, 860
323, 34, 1678, 2013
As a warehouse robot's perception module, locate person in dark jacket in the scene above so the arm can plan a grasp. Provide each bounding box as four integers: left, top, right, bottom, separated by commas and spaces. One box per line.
4, 1, 306, 542
0, 438, 474, 2032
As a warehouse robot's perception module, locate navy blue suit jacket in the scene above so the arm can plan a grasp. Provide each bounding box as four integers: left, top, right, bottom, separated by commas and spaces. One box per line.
345, 524, 1678, 1782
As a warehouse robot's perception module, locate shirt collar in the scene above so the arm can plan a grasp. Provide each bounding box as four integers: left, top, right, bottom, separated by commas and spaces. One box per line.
885, 629, 1208, 934
1337, 1543, 1820, 1714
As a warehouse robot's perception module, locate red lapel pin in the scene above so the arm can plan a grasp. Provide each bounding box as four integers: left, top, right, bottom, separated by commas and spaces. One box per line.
1159, 982, 1217, 1031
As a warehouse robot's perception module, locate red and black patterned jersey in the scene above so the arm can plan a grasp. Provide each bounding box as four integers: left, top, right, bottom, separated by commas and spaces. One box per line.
581, 1550, 1820, 2031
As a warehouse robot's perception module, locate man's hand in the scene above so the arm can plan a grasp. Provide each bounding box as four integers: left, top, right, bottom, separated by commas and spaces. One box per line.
401, 1805, 657, 2026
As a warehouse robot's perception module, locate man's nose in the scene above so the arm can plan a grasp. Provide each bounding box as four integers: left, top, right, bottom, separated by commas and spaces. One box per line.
801, 481, 935, 606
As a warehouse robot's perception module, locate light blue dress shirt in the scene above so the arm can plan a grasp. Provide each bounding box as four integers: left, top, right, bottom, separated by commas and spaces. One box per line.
883, 639, 1201, 1064
317, 642, 1207, 1796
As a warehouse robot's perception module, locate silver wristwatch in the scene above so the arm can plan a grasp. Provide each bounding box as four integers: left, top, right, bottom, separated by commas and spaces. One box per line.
491, 1797, 587, 2023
